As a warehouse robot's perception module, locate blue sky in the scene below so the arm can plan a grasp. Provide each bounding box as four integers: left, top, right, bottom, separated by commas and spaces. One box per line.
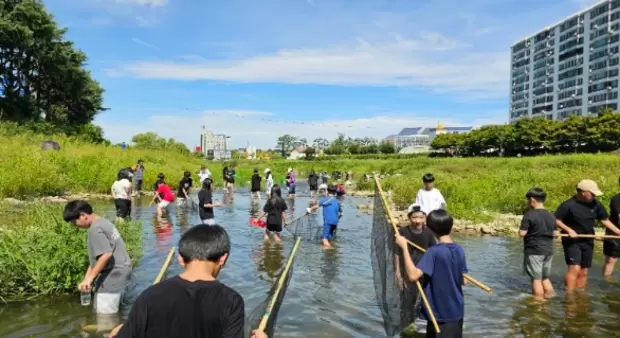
44, 0, 600, 149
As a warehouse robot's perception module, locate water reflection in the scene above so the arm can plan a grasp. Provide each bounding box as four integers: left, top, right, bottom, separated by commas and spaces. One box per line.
320, 248, 340, 291
507, 298, 553, 338
252, 242, 285, 283
152, 215, 174, 251
558, 292, 594, 337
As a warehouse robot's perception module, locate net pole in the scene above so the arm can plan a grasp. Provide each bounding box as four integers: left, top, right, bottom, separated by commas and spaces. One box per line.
374, 176, 441, 334
153, 246, 176, 285
256, 236, 302, 333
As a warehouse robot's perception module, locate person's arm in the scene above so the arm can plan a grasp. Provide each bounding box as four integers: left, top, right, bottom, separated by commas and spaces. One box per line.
124, 181, 132, 197
257, 203, 270, 220
394, 234, 425, 282
111, 186, 116, 198
437, 190, 447, 209
79, 229, 113, 291
222, 294, 245, 338
518, 214, 530, 238
554, 202, 577, 237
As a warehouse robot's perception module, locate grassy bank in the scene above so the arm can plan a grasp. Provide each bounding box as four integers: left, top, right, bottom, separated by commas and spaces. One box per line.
0, 202, 142, 302
4, 128, 620, 222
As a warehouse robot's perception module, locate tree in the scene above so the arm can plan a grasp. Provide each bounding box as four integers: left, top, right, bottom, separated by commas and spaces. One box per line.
304, 146, 316, 160
313, 137, 329, 149
275, 134, 297, 156
0, 0, 106, 132
379, 141, 396, 154
131, 132, 189, 154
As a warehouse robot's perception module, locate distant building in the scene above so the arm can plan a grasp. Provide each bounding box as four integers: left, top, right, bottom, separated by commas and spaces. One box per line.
200, 128, 231, 160
288, 145, 307, 160
385, 124, 473, 148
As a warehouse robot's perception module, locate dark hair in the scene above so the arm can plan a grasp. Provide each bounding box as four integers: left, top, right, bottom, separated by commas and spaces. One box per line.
202, 178, 212, 190
157, 172, 165, 179
254, 168, 258, 173
269, 184, 284, 206
525, 187, 547, 203
138, 159, 143, 164
426, 209, 453, 237
117, 171, 126, 181
63, 200, 93, 222
184, 170, 191, 178
327, 184, 337, 193
408, 205, 423, 216
422, 173, 435, 183
178, 224, 230, 263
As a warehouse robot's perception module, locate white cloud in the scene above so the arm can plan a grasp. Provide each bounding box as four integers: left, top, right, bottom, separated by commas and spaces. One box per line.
107, 33, 509, 98
94, 109, 506, 150
131, 38, 161, 50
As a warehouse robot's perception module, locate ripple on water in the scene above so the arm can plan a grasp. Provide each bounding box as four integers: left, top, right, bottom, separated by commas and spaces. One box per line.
3, 190, 620, 337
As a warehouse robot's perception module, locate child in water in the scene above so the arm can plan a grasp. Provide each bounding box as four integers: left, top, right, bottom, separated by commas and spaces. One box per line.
251, 168, 262, 202
176, 171, 193, 207
307, 185, 342, 249
256, 185, 288, 244
152, 180, 175, 218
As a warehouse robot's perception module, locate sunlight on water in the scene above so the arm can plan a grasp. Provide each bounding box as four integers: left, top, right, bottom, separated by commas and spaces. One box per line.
2, 189, 620, 337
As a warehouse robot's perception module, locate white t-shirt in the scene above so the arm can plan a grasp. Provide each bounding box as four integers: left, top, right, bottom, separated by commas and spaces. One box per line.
111, 179, 132, 199
415, 188, 446, 215
199, 170, 211, 182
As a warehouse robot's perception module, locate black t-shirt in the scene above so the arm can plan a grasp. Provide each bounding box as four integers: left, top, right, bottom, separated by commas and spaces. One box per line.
519, 208, 556, 255
251, 174, 261, 191
115, 276, 244, 338
178, 177, 193, 197
225, 170, 235, 184
555, 197, 608, 235
263, 199, 288, 226
398, 226, 436, 264
198, 189, 214, 220
308, 174, 318, 186
607, 193, 620, 235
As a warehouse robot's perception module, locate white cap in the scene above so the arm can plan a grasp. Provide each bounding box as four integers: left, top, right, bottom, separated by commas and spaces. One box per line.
264, 168, 270, 174
288, 168, 293, 173
407, 203, 424, 215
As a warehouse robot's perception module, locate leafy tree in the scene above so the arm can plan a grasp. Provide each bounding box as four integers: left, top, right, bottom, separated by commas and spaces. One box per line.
131, 132, 189, 154
313, 137, 330, 149
275, 134, 297, 156
0, 0, 106, 132
304, 146, 316, 160
379, 141, 396, 154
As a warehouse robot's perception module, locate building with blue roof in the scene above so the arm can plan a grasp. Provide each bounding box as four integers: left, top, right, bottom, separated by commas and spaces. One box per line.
384, 124, 474, 149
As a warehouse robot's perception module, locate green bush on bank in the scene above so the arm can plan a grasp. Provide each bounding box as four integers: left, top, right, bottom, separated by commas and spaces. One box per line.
0, 203, 142, 302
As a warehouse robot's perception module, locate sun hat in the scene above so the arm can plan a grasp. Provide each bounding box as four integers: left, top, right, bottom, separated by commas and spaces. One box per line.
407, 203, 425, 216
288, 168, 293, 173
264, 168, 270, 174
577, 179, 603, 196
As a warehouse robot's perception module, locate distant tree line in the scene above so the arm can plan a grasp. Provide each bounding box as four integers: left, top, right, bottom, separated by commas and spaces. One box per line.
275, 133, 396, 159
0, 0, 107, 142
430, 109, 620, 157
130, 132, 191, 154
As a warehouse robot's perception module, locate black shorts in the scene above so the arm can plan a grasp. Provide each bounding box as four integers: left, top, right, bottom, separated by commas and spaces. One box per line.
135, 179, 143, 191
603, 239, 620, 258
426, 319, 463, 338
251, 188, 260, 193
266, 223, 282, 233
309, 184, 318, 191
114, 199, 132, 219
562, 238, 594, 268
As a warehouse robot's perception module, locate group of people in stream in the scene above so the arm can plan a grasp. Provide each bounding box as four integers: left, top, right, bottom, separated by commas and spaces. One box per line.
64, 157, 620, 338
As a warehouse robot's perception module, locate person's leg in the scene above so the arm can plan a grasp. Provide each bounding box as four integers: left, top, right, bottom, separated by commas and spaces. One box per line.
576, 242, 593, 289
603, 240, 620, 277
426, 320, 462, 338
273, 231, 281, 244
322, 223, 333, 249
563, 241, 581, 293
94, 292, 122, 315
525, 255, 544, 299
264, 229, 271, 242
541, 255, 554, 298
604, 256, 618, 278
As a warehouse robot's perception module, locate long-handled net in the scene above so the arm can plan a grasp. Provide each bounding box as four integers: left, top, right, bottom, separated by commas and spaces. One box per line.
245, 237, 301, 338
371, 180, 422, 336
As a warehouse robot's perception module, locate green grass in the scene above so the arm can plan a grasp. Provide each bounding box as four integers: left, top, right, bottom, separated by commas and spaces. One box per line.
3, 125, 620, 222
0, 202, 142, 302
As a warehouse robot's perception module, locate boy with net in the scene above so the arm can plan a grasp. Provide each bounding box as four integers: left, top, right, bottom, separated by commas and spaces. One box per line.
394, 204, 437, 333
395, 209, 468, 338
306, 185, 342, 249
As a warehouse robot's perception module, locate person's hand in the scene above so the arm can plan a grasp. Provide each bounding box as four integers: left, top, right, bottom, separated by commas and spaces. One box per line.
567, 229, 579, 238
394, 234, 408, 248
108, 324, 123, 338
306, 207, 312, 214
78, 277, 93, 292
251, 329, 268, 338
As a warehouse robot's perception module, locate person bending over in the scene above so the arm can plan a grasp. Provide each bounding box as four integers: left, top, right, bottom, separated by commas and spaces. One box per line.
108, 224, 266, 338
307, 185, 342, 249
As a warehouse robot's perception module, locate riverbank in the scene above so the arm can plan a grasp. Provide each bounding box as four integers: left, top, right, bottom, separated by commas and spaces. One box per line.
5, 128, 620, 223
0, 202, 143, 302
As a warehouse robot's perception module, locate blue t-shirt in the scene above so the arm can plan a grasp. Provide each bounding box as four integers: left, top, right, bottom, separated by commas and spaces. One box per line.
319, 196, 341, 225
416, 243, 468, 322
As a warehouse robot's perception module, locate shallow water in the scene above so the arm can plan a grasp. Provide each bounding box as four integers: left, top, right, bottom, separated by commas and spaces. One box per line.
2, 189, 620, 337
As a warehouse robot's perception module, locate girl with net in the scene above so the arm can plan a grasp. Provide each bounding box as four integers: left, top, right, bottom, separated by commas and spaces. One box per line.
256, 185, 288, 244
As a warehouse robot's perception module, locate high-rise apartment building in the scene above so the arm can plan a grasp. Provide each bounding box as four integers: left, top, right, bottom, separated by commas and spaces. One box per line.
200, 129, 231, 160
510, 0, 620, 122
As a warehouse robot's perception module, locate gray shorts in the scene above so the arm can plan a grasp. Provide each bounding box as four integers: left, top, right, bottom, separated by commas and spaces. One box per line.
524, 254, 553, 280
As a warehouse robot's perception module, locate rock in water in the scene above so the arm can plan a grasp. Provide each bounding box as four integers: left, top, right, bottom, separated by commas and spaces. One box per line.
41, 140, 60, 151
